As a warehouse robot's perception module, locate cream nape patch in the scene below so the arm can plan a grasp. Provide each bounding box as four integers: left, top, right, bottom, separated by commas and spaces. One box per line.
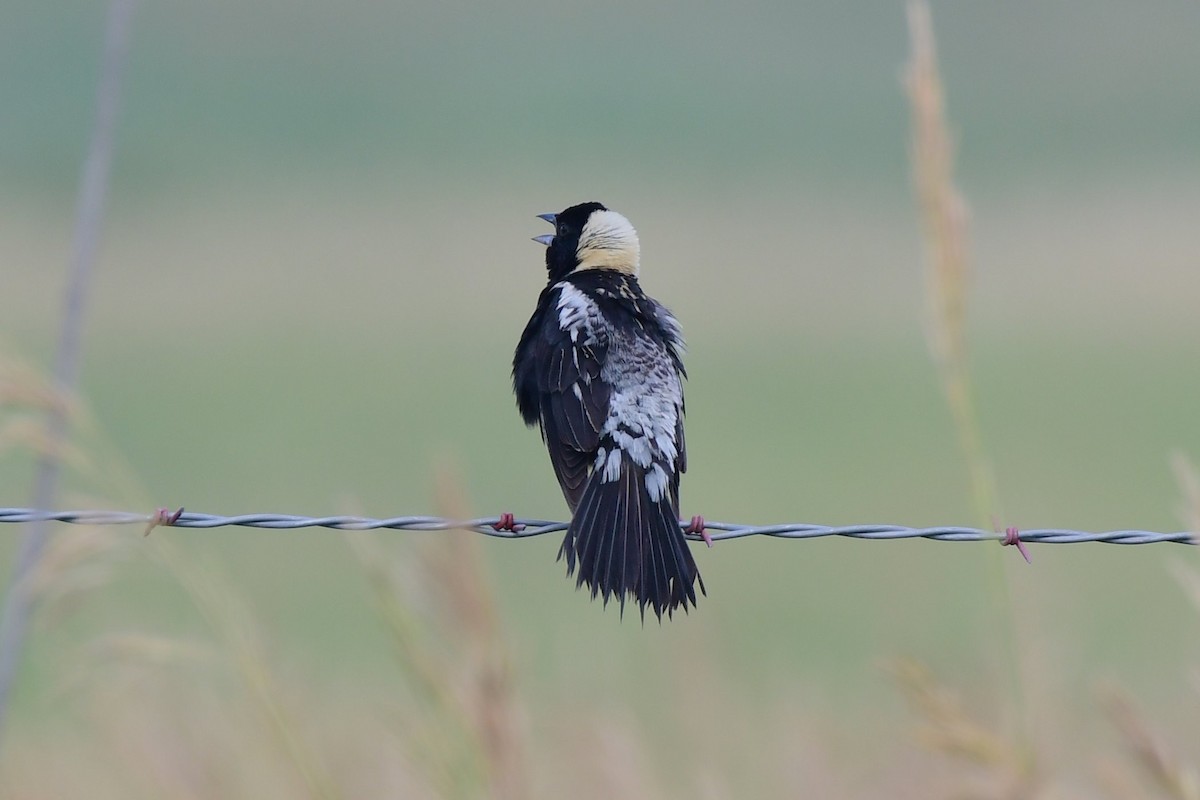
575, 209, 640, 275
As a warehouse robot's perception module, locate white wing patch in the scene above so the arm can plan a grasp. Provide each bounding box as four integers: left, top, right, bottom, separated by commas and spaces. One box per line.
645, 463, 669, 502
598, 447, 622, 482
559, 280, 685, 500
555, 282, 602, 345
599, 327, 684, 493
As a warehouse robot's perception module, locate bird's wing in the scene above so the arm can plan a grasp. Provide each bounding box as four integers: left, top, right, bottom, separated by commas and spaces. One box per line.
534, 286, 611, 512
670, 411, 686, 513
650, 297, 688, 509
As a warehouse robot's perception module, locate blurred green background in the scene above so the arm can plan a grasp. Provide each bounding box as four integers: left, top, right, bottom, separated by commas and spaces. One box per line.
3, 1, 1199, 796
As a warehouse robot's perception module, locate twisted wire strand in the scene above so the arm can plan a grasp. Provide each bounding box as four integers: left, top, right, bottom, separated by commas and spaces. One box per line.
0, 508, 1193, 545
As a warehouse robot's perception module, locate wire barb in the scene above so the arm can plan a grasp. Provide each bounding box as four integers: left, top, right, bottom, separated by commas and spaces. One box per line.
143, 506, 184, 537
0, 508, 1193, 546
1001, 526, 1032, 562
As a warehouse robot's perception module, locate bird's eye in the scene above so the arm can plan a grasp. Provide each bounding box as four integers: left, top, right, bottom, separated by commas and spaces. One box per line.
557, 224, 568, 236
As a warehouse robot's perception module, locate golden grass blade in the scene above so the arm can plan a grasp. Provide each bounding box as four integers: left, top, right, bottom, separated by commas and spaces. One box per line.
428, 464, 529, 800
343, 462, 529, 800
889, 659, 1038, 798
904, 1, 1036, 761
904, 0, 999, 525
0, 0, 135, 744
906, 0, 968, 375
1101, 688, 1200, 800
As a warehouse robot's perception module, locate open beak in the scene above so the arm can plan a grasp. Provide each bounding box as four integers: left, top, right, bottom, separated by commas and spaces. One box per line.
532, 213, 556, 245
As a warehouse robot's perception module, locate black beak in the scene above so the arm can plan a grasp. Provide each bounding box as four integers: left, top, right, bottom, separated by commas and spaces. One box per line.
532, 212, 556, 245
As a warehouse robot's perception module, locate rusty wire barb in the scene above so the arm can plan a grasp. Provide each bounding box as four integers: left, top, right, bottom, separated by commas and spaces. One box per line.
0, 508, 1193, 546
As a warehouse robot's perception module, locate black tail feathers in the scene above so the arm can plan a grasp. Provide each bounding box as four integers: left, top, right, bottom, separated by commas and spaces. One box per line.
558, 458, 704, 620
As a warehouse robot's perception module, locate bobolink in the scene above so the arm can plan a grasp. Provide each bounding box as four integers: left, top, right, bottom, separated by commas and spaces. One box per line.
511, 202, 705, 618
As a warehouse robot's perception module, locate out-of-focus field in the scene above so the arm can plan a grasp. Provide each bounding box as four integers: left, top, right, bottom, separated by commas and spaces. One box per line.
3, 2, 1199, 797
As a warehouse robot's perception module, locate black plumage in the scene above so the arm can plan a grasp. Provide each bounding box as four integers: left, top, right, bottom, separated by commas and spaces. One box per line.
512, 202, 704, 619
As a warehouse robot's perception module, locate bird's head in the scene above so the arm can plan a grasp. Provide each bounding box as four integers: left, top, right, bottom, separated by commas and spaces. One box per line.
533, 202, 640, 283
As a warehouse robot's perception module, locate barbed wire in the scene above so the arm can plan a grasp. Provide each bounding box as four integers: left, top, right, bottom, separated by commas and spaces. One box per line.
0, 508, 1193, 546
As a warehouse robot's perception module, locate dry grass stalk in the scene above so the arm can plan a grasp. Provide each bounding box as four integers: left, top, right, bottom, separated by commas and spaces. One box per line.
83, 632, 216, 670
0, 416, 88, 468
906, 0, 968, 374
0, 0, 135, 744
159, 543, 344, 800
904, 0, 998, 525
3, 346, 329, 797
904, 0, 1036, 762
890, 659, 1038, 799
1100, 688, 1200, 800
27, 526, 121, 626
4, 330, 516, 798
580, 716, 663, 800
0, 346, 72, 417
0, 352, 128, 661
346, 528, 483, 799
4, 346, 326, 794
343, 462, 529, 800
428, 463, 528, 800
0, 344, 85, 467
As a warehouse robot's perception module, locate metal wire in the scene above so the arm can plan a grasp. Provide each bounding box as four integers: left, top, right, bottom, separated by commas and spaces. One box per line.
0, 508, 1193, 546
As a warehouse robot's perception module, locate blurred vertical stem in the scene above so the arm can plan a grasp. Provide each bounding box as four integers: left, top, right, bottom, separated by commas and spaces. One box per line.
0, 0, 134, 748
905, 0, 999, 530
904, 0, 1029, 739
345, 464, 531, 800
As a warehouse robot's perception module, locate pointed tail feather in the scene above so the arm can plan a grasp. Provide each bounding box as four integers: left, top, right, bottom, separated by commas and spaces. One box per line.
559, 458, 704, 619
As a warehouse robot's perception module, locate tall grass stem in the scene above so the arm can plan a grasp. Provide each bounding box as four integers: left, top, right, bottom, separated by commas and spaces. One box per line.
0, 0, 134, 748
904, 0, 1030, 745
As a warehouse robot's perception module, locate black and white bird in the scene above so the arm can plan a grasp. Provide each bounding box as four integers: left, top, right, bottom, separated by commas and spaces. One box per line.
510, 202, 706, 619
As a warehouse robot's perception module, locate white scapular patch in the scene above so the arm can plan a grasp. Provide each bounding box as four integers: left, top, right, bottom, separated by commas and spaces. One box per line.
555, 282, 602, 345
609, 428, 652, 468
598, 327, 684, 491
576, 210, 640, 275
645, 463, 669, 502
555, 270, 687, 505
602, 447, 623, 483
